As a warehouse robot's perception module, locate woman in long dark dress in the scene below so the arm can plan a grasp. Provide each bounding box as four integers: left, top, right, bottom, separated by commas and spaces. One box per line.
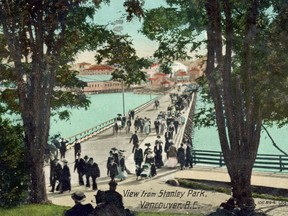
154, 140, 163, 168
185, 142, 193, 168
107, 157, 118, 181
59, 160, 71, 193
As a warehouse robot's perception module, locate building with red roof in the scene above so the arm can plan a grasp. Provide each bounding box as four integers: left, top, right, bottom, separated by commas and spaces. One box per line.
80, 64, 115, 75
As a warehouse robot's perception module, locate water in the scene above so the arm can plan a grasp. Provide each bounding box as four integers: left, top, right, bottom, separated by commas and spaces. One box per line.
49, 92, 157, 138
193, 96, 288, 155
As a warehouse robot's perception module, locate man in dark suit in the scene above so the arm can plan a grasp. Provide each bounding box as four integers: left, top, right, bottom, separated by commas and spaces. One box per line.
74, 139, 81, 160
65, 191, 93, 216
74, 153, 85, 186
134, 144, 143, 168
60, 138, 68, 160
177, 143, 186, 170
86, 157, 100, 190
129, 131, 139, 153
50, 158, 62, 193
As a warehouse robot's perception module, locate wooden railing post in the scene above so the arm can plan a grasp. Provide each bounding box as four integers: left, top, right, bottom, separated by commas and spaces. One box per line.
192, 150, 196, 164
279, 155, 282, 172
219, 152, 223, 167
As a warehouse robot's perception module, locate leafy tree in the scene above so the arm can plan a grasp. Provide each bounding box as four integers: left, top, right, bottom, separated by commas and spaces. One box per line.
0, 0, 117, 204
0, 0, 154, 204
95, 34, 151, 86
141, 0, 288, 214
0, 118, 29, 207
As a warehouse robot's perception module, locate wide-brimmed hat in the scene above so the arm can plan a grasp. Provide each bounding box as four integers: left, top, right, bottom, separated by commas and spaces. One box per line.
71, 191, 86, 202
145, 143, 151, 147
62, 159, 68, 163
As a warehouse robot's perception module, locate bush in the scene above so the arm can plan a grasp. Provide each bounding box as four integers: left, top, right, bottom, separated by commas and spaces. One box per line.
0, 118, 29, 207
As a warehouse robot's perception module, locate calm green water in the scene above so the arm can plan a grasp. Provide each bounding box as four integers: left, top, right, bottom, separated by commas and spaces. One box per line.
50, 92, 157, 138
193, 97, 288, 155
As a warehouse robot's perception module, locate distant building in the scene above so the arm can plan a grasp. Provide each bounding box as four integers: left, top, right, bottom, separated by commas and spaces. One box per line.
145, 63, 161, 77
148, 73, 173, 87
77, 74, 125, 93
80, 65, 115, 75
71, 63, 123, 93
170, 61, 188, 76
174, 70, 190, 83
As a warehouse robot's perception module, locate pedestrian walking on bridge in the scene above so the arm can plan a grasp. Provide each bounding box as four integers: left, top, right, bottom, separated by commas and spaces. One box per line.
130, 131, 139, 153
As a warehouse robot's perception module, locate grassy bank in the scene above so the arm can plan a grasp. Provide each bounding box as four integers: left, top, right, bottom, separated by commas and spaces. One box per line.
0, 204, 202, 216
0, 204, 67, 216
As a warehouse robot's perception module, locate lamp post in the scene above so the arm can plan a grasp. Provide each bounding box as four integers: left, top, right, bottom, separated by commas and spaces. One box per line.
111, 19, 126, 116
122, 79, 125, 116
150, 79, 152, 100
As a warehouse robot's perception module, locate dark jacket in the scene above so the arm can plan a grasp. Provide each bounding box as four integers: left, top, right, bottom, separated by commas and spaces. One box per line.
129, 133, 139, 145
74, 158, 85, 173
74, 142, 81, 153
154, 144, 163, 156
86, 162, 100, 178
65, 203, 94, 216
104, 190, 124, 210
186, 145, 193, 161
108, 162, 118, 177
119, 157, 126, 171
60, 141, 67, 154
134, 148, 143, 162
60, 165, 71, 192
177, 147, 185, 164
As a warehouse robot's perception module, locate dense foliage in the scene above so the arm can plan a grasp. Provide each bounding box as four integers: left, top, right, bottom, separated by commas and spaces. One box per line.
0, 118, 29, 207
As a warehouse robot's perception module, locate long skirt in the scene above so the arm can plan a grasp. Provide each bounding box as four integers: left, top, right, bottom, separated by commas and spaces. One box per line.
116, 166, 127, 180
165, 157, 178, 168
155, 154, 163, 168
60, 178, 71, 192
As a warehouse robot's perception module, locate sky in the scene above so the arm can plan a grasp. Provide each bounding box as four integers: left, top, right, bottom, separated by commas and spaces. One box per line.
75, 0, 168, 64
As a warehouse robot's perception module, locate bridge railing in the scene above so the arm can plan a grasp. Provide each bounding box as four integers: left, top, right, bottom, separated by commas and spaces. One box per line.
64, 95, 162, 148
192, 149, 288, 172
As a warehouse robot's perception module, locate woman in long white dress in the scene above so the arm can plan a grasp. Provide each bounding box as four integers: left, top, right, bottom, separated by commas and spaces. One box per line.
117, 150, 127, 181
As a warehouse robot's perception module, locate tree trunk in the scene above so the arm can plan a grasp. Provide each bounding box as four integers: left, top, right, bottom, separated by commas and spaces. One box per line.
21, 60, 55, 203
23, 107, 50, 203
230, 169, 254, 209
205, 0, 262, 213
29, 153, 47, 203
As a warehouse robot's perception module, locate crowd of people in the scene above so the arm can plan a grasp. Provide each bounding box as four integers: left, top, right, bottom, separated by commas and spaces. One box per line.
125, 90, 194, 179
49, 139, 101, 193
47, 87, 194, 215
